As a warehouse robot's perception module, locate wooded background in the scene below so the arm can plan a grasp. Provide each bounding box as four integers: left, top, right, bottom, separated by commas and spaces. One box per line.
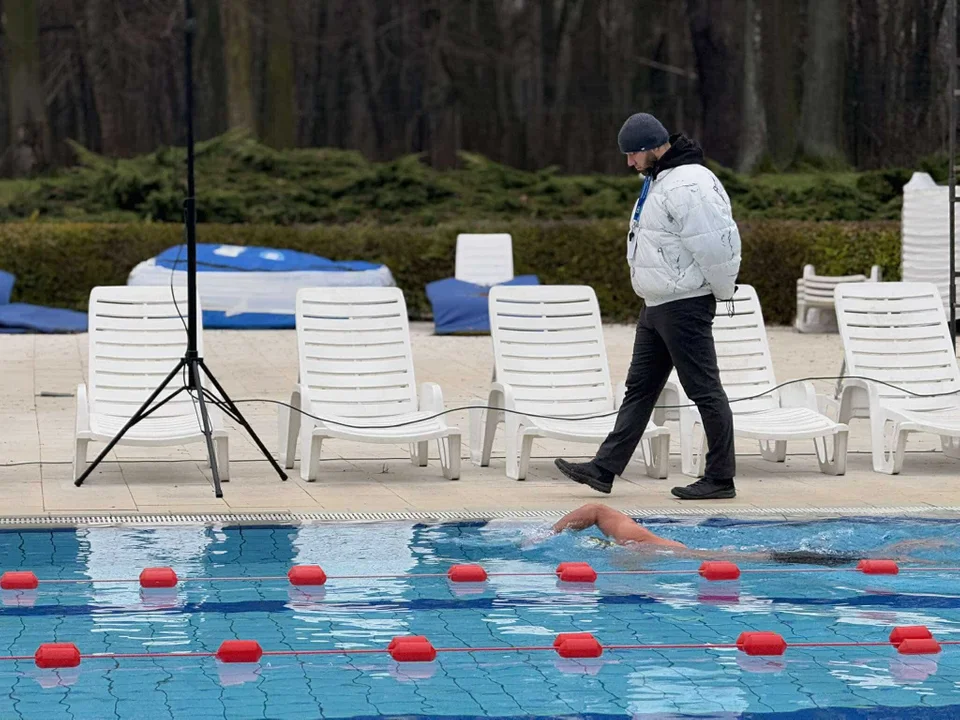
0, 0, 951, 176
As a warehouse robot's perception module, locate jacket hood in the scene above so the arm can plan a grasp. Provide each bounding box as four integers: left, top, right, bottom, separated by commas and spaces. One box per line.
649, 133, 704, 179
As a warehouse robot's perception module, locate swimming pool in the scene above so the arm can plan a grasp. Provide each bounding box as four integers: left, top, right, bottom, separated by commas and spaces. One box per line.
1, 516, 959, 719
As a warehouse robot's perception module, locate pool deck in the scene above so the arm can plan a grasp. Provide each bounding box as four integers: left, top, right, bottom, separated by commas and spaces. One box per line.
2, 323, 959, 524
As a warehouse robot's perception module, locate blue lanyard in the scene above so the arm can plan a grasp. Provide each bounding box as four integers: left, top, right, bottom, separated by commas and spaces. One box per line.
632, 176, 652, 224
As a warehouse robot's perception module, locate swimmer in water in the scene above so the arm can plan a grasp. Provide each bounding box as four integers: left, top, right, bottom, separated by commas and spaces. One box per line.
550, 503, 938, 566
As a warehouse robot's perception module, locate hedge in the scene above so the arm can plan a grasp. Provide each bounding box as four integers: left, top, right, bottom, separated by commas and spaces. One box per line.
2, 134, 937, 225
0, 219, 900, 325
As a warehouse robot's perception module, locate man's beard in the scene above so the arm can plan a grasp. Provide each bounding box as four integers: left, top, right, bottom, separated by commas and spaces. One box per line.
636, 151, 657, 175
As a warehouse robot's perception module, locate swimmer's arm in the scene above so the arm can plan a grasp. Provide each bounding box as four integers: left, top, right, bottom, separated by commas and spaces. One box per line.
553, 504, 685, 548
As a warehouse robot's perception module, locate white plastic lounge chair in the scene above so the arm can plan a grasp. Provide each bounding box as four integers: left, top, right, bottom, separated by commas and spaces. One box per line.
669, 285, 848, 477
455, 233, 514, 286
835, 281, 960, 474
469, 285, 670, 480
796, 264, 881, 333
279, 287, 461, 481
74, 286, 228, 481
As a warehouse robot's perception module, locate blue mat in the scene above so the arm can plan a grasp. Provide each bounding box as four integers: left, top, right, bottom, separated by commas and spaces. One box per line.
0, 303, 88, 334
129, 244, 395, 329
425, 276, 540, 334
0, 270, 87, 334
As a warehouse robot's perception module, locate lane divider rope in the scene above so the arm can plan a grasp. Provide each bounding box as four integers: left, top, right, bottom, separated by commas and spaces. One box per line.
9, 627, 953, 669
1, 559, 947, 591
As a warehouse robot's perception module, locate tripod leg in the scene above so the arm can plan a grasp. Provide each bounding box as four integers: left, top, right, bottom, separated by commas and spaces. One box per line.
75, 362, 187, 487
189, 361, 224, 498
198, 360, 289, 481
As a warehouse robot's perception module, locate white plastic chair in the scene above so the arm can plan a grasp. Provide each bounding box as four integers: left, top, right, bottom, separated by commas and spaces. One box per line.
279, 287, 461, 481
796, 264, 881, 333
669, 285, 848, 477
74, 286, 228, 481
469, 285, 670, 480
455, 233, 514, 286
835, 281, 960, 474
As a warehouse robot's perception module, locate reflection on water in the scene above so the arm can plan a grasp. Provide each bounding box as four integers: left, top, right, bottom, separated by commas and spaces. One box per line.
0, 517, 957, 718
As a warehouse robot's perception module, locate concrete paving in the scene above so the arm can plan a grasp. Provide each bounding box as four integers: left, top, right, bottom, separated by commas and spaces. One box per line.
1, 323, 957, 520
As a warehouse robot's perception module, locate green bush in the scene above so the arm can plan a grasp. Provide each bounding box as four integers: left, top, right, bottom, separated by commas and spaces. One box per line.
0, 133, 927, 225
0, 220, 900, 326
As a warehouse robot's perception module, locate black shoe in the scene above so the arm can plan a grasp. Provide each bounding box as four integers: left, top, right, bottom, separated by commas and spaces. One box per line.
555, 459, 615, 494
671, 478, 736, 500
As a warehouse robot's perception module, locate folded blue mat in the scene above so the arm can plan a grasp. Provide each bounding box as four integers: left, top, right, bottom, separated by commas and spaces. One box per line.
0, 270, 88, 333
0, 303, 88, 334
425, 275, 540, 334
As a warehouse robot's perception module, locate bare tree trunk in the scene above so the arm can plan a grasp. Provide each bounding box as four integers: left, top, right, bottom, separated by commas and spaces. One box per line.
761, 0, 801, 168
799, 0, 850, 163
686, 0, 746, 167
737, 0, 766, 172
4, 0, 48, 174
0, 0, 8, 158
221, 0, 255, 131
195, 0, 228, 140
262, 0, 296, 148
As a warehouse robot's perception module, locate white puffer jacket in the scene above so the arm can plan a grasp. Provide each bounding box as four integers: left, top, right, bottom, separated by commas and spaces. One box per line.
626, 143, 741, 307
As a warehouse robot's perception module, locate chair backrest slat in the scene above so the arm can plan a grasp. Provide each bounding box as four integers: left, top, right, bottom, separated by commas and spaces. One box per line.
711, 285, 779, 414
489, 286, 614, 417
835, 282, 960, 410
88, 286, 200, 420
455, 233, 514, 286
296, 288, 418, 419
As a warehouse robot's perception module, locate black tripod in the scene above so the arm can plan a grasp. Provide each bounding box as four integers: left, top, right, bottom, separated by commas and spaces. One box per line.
74, 0, 288, 498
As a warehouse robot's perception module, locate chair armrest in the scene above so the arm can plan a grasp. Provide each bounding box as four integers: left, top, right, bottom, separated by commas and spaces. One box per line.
497, 382, 519, 411
76, 383, 89, 434
779, 380, 819, 412
296, 383, 321, 428
837, 377, 878, 423
418, 382, 445, 413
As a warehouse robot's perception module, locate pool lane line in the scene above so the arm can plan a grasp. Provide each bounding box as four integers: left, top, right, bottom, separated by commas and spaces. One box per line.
19, 566, 960, 586
3, 639, 960, 664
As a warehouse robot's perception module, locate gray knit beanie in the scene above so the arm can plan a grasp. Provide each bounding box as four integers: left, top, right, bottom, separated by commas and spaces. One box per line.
617, 113, 669, 153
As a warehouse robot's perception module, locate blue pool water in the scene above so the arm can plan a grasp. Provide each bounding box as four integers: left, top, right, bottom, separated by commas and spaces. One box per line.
1, 517, 960, 719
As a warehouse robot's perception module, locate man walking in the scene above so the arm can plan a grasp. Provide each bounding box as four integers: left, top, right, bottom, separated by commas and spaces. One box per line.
555, 113, 741, 500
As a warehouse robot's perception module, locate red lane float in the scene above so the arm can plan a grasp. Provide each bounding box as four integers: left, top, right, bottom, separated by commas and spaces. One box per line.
447, 565, 487, 583
35, 643, 81, 669
889, 626, 933, 647
287, 565, 327, 586
139, 567, 178, 589
388, 636, 436, 662
553, 633, 595, 648
556, 562, 597, 583
699, 562, 741, 581
736, 632, 787, 657
216, 640, 263, 663
554, 633, 603, 659
897, 638, 941, 655
1, 571, 39, 590
857, 559, 899, 575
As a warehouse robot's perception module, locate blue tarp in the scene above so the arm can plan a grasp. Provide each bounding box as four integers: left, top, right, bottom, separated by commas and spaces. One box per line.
0, 271, 88, 334
129, 244, 395, 329
153, 244, 383, 275
425, 276, 540, 334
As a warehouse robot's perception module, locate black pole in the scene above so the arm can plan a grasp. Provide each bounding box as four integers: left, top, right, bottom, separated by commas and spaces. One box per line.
184, 0, 199, 359
951, 0, 957, 346
74, 0, 287, 494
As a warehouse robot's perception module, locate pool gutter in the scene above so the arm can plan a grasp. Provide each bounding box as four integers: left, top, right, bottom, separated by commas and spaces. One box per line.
1, 506, 960, 528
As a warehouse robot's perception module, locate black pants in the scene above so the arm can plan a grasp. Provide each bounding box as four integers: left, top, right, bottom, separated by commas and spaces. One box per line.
594, 294, 735, 482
